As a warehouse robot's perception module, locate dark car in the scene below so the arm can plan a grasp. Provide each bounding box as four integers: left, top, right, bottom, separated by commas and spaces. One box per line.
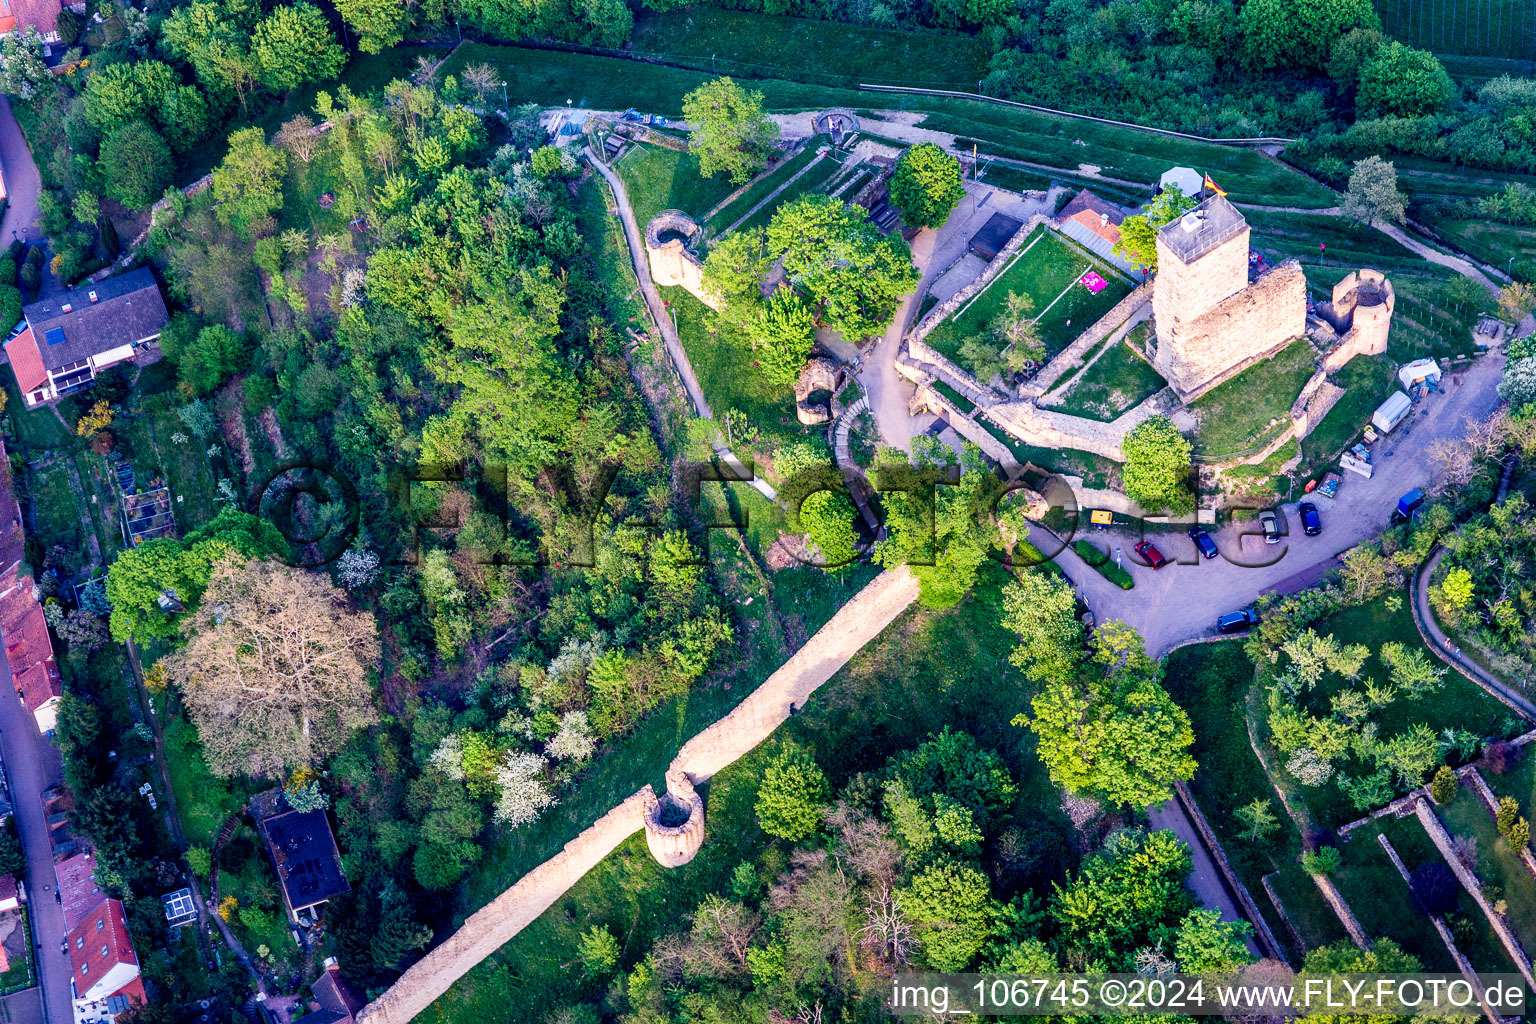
1299, 501, 1321, 536
1188, 524, 1218, 559
1218, 608, 1261, 634
1259, 509, 1282, 545
1134, 540, 1169, 569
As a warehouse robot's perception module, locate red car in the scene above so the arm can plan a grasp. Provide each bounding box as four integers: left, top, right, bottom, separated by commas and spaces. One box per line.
1134, 540, 1169, 569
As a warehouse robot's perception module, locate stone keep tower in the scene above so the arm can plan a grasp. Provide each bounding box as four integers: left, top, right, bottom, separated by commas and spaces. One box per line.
1150, 196, 1306, 401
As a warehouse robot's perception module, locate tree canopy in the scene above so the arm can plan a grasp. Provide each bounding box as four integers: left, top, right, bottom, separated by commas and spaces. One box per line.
888, 143, 967, 229
682, 77, 780, 185
1121, 415, 1193, 513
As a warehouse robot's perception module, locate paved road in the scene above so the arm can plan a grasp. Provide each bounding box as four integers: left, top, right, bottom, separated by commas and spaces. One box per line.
0, 97, 40, 246
0, 648, 75, 1024
1412, 547, 1536, 716
1026, 348, 1509, 658
1146, 799, 1263, 956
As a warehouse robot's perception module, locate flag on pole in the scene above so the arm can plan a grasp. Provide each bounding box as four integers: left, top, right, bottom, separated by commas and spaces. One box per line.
1203, 173, 1227, 197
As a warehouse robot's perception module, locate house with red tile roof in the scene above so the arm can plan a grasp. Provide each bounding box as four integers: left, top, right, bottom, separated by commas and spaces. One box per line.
4, 268, 168, 408
0, 0, 62, 40
0, 565, 61, 734
67, 898, 143, 1022
1054, 189, 1147, 281
294, 958, 366, 1024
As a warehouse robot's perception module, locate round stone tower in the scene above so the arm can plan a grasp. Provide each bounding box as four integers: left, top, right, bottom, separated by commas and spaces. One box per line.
642, 768, 705, 868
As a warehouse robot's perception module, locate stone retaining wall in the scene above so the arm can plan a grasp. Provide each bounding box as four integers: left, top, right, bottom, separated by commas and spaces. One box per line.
1413, 798, 1536, 989
1029, 281, 1154, 400
1311, 871, 1371, 950
908, 214, 1049, 358
356, 567, 924, 1024
1173, 781, 1285, 960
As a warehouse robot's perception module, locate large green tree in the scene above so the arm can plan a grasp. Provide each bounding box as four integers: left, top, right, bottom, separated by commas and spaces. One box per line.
1239, 0, 1380, 71
251, 2, 346, 92
755, 742, 830, 841
1023, 621, 1196, 807
333, 0, 412, 54
874, 443, 998, 609
889, 143, 967, 229
1121, 415, 1193, 513
1341, 155, 1407, 225
1001, 570, 1084, 686
682, 77, 780, 185
1356, 42, 1453, 117
767, 194, 918, 339
212, 127, 287, 235
97, 122, 173, 210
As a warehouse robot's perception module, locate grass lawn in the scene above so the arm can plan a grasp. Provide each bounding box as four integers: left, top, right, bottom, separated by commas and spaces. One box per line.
729, 154, 844, 234
1190, 339, 1317, 459
702, 145, 822, 234
1438, 788, 1536, 955
25, 459, 91, 555
162, 713, 251, 848
575, 176, 648, 331
430, 567, 1067, 1023
1332, 816, 1457, 971
1285, 592, 1513, 828
1300, 354, 1396, 468
921, 105, 1340, 208
1053, 338, 1165, 421
1265, 863, 1349, 950
615, 144, 742, 228
1483, 753, 1536, 814
925, 227, 1133, 372
2, 377, 77, 450
116, 406, 221, 535
278, 144, 364, 238
663, 286, 801, 436
1245, 210, 1443, 282
630, 7, 991, 90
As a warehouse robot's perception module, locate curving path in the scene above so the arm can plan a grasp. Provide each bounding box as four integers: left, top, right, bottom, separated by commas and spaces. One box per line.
1412, 547, 1536, 719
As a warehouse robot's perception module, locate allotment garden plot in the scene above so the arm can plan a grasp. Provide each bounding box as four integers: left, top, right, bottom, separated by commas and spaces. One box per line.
924, 225, 1134, 376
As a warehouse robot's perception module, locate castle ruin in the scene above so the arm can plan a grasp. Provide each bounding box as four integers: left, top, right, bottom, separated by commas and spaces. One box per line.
1149, 196, 1306, 402
645, 211, 720, 310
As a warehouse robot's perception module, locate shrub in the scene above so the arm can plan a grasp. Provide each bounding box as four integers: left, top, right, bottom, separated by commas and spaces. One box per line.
755, 741, 830, 841
1429, 765, 1457, 804
1410, 861, 1458, 916
1510, 818, 1531, 852
1072, 540, 1134, 589
1301, 845, 1341, 876
1496, 795, 1519, 836
1484, 740, 1521, 775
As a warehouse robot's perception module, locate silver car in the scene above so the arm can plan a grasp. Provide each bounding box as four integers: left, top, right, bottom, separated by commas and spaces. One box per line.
1260, 510, 1282, 544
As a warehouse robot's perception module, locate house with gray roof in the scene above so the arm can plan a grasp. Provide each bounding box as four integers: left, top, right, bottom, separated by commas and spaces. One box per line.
4, 267, 168, 408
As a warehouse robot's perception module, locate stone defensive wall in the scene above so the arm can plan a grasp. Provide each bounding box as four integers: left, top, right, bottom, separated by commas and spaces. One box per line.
1152, 261, 1308, 404
355, 567, 923, 1024
1028, 280, 1154, 400
645, 210, 721, 311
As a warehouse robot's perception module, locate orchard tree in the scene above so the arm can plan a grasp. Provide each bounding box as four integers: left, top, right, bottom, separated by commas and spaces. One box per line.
1499, 282, 1535, 325
165, 556, 380, 778
251, 3, 346, 92
1499, 358, 1536, 410
99, 120, 177, 210
755, 741, 830, 841
682, 77, 780, 185
1121, 415, 1193, 513
1341, 156, 1406, 226
1357, 43, 1453, 117
889, 143, 967, 229
0, 30, 49, 100
1022, 621, 1196, 807
1113, 185, 1196, 273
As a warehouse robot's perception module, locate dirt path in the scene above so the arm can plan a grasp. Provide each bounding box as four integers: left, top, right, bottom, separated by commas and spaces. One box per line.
1372, 221, 1502, 292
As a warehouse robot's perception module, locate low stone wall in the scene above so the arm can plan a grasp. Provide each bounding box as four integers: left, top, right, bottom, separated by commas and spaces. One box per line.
1311, 871, 1371, 950
1289, 370, 1346, 441
1464, 767, 1536, 882
1029, 282, 1154, 400
908, 214, 1049, 356
1173, 781, 1285, 960
1413, 798, 1536, 989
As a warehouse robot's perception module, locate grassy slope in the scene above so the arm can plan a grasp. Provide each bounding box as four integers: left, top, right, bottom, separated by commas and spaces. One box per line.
631, 7, 991, 90
731, 154, 845, 233
439, 44, 1339, 209
1053, 340, 1166, 422
703, 145, 821, 233
1300, 354, 1396, 468
428, 567, 1063, 1023
1190, 339, 1317, 458
1373, 0, 1534, 59
615, 144, 742, 226
1438, 788, 1536, 954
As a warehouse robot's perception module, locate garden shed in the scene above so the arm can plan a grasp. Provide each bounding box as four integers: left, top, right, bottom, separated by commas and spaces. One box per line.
968, 212, 1022, 261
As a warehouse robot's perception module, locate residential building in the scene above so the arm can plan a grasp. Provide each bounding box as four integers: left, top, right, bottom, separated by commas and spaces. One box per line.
0, 872, 19, 913
293, 958, 365, 1024
0, 0, 62, 41
260, 809, 350, 924
4, 268, 169, 408
56, 850, 105, 931
66, 897, 144, 1023
0, 563, 61, 734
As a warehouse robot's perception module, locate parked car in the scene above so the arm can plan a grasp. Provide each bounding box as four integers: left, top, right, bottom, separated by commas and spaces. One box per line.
1134, 540, 1169, 569
1218, 608, 1261, 633
1259, 510, 1282, 544
1188, 524, 1218, 559
1298, 501, 1321, 536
